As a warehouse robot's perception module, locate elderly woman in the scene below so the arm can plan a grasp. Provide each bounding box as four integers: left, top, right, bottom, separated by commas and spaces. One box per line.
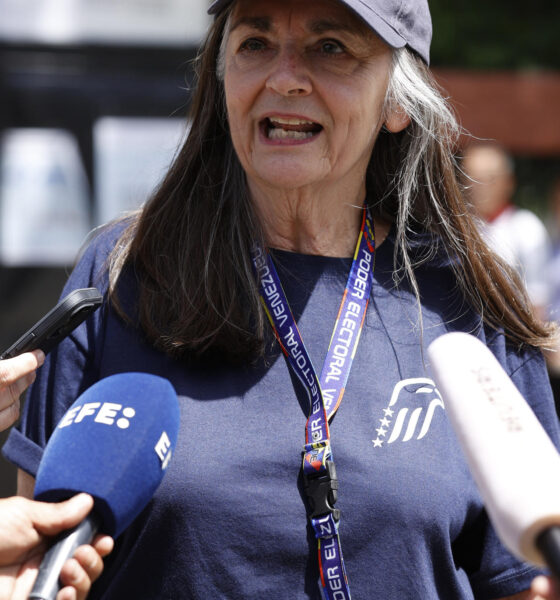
5, 0, 560, 598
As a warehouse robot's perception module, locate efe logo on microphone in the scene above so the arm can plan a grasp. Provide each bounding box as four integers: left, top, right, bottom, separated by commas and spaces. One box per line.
58, 402, 136, 429
154, 431, 172, 469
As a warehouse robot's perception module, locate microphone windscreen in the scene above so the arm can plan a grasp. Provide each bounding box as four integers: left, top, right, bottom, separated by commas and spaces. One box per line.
428, 332, 560, 566
33, 372, 179, 538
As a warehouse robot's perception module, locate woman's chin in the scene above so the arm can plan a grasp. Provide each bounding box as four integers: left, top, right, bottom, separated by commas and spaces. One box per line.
250, 162, 328, 192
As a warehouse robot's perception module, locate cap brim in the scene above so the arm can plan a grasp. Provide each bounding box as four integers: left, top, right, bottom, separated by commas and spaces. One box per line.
208, 0, 230, 15
208, 0, 406, 49
341, 0, 407, 50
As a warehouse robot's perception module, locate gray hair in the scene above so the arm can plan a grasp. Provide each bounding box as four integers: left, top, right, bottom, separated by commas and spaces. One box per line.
216, 13, 230, 81
379, 49, 550, 347
384, 47, 461, 248
215, 11, 546, 345
108, 7, 551, 364
381, 48, 464, 325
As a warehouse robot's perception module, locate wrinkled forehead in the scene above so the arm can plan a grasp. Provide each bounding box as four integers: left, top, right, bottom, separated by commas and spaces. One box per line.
210, 0, 433, 65
227, 0, 377, 42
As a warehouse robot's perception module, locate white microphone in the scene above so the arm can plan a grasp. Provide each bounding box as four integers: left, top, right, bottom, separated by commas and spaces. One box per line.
427, 331, 560, 577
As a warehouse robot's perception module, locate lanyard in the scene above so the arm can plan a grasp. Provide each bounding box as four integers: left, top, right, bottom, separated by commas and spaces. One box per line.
252, 207, 375, 600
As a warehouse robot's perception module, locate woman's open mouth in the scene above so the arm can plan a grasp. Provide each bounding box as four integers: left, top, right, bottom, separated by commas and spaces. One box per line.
261, 116, 323, 141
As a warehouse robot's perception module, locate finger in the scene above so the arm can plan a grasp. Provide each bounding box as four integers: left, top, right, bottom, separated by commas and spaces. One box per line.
58, 548, 103, 600
0, 351, 44, 388
57, 558, 83, 600
0, 496, 49, 563
56, 585, 77, 600
0, 351, 44, 411
3, 554, 41, 600
531, 575, 549, 595
91, 534, 114, 558
0, 395, 20, 432
531, 574, 560, 598
0, 371, 33, 412
30, 494, 94, 537
57, 541, 112, 600
74, 544, 105, 583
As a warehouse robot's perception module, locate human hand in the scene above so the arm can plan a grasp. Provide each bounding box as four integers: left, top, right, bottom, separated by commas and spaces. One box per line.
530, 575, 560, 599
0, 350, 45, 431
0, 493, 114, 600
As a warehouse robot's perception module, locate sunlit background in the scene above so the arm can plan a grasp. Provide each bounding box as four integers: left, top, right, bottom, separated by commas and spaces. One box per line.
0, 0, 559, 495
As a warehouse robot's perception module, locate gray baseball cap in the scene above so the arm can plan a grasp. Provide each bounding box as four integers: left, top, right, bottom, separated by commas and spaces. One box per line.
207, 0, 432, 65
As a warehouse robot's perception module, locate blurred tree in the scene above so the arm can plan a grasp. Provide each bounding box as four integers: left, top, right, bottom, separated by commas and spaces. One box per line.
430, 0, 560, 70
429, 0, 560, 218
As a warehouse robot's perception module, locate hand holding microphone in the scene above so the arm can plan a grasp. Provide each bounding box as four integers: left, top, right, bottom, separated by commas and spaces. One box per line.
428, 333, 560, 586
28, 372, 179, 600
0, 493, 112, 600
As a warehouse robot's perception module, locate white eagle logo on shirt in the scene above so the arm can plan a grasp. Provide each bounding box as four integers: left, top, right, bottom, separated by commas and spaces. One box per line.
372, 378, 444, 448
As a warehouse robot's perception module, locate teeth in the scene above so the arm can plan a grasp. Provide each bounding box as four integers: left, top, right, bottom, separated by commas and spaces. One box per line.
268, 128, 315, 140
269, 116, 316, 126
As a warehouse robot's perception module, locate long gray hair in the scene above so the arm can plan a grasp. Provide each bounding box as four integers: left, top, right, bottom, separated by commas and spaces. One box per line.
108, 6, 551, 363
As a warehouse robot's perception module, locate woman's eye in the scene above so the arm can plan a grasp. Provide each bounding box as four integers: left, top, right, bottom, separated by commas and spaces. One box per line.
239, 38, 266, 52
319, 40, 345, 54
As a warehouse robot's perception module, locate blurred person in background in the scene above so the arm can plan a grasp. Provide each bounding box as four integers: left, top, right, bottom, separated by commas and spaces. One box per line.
4, 0, 560, 598
462, 142, 552, 322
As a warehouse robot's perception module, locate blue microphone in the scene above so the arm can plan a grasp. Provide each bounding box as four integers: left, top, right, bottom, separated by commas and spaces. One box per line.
29, 372, 179, 600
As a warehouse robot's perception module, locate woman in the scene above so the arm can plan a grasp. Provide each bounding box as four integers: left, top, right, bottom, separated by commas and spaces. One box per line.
5, 0, 560, 598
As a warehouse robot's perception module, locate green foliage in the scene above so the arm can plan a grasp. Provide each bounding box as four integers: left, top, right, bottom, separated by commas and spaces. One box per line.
429, 0, 560, 69
429, 1, 560, 217
514, 157, 559, 219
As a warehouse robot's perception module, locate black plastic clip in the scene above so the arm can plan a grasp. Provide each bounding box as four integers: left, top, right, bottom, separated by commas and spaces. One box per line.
303, 459, 340, 522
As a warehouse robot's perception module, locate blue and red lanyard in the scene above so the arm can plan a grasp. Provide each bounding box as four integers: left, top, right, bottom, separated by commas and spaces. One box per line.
252, 206, 375, 600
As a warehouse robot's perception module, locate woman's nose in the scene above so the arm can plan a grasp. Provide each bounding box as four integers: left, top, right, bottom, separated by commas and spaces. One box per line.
265, 46, 312, 97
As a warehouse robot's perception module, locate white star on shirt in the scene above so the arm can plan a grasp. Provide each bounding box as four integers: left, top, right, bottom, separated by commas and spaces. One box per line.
376, 426, 387, 437
383, 407, 394, 417
372, 437, 383, 448
379, 417, 390, 428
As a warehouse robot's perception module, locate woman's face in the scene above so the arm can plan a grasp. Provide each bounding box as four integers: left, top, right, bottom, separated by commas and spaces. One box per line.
222, 0, 405, 193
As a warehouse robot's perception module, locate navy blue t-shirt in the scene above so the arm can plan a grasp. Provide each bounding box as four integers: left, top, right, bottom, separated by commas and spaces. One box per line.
4, 222, 560, 599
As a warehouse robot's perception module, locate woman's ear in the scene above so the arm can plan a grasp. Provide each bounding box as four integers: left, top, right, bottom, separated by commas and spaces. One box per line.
384, 106, 410, 133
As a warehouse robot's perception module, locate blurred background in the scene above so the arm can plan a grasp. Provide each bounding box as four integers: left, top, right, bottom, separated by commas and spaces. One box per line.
0, 0, 559, 496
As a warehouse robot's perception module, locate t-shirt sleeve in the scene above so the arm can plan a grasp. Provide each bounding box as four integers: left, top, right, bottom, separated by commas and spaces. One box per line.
466, 342, 560, 598
2, 225, 118, 477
